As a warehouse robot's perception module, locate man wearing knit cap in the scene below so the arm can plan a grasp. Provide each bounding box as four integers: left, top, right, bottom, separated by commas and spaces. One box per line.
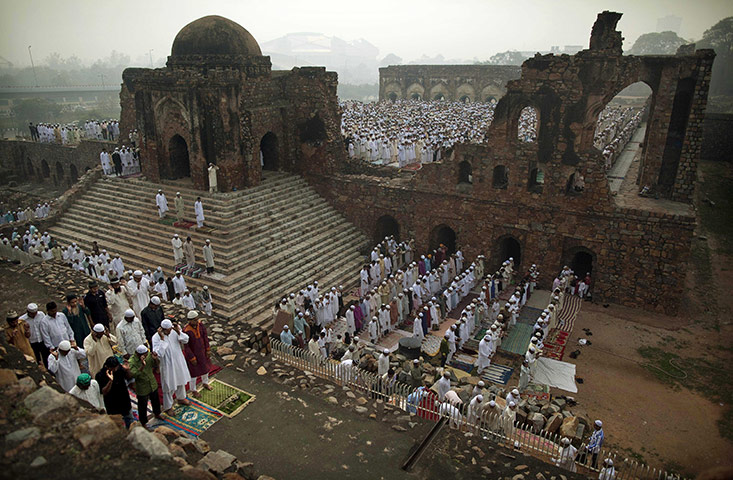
153, 319, 191, 413
69, 373, 105, 412
500, 400, 517, 439
116, 309, 147, 359
128, 344, 161, 427
5, 310, 33, 358
555, 437, 578, 472
48, 340, 86, 392
183, 311, 212, 396
20, 303, 47, 365
128, 270, 151, 319
84, 323, 117, 376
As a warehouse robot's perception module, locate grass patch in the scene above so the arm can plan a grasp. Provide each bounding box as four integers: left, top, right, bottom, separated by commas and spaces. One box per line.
638, 344, 733, 442
697, 161, 733, 255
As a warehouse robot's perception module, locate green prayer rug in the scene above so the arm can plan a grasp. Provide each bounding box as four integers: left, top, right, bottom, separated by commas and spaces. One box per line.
195, 379, 255, 418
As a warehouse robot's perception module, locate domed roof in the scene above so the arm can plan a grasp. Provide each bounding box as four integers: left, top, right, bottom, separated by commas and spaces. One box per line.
171, 16, 262, 57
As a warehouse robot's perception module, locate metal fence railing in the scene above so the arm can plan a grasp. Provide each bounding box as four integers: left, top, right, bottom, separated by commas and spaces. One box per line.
271, 339, 685, 479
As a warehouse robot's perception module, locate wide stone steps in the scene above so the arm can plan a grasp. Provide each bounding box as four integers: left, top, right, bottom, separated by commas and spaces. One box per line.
50, 224, 364, 321
59, 197, 354, 275
83, 181, 328, 237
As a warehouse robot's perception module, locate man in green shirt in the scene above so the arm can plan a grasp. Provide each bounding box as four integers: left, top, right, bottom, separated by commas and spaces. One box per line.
63, 294, 92, 347
128, 344, 161, 427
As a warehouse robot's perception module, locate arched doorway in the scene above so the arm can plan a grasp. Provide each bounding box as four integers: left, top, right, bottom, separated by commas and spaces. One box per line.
492, 165, 508, 189
41, 160, 50, 178
55, 161, 64, 186
458, 161, 472, 184
375, 215, 400, 242
565, 247, 595, 276
387, 92, 398, 102
485, 96, 497, 104
433, 93, 446, 101
166, 135, 190, 180
459, 95, 470, 103
260, 132, 279, 171
429, 224, 456, 254
69, 164, 78, 183
411, 93, 422, 100
497, 236, 521, 268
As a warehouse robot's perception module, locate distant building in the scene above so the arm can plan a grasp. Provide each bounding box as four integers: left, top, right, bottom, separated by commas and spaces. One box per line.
0, 85, 119, 117
657, 15, 682, 34
261, 33, 379, 83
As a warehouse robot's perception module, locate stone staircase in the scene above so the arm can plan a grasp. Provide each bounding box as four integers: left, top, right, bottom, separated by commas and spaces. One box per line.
48, 171, 369, 328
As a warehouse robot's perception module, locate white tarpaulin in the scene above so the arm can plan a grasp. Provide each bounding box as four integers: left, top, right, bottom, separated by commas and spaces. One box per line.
532, 357, 578, 393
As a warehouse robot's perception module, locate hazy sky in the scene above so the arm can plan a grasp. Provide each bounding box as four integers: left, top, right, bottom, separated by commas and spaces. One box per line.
1, 0, 731, 67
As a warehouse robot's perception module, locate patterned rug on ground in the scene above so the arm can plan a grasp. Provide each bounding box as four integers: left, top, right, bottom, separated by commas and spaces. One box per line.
481, 363, 514, 385
542, 329, 570, 361
195, 379, 255, 418
557, 295, 582, 333
500, 323, 534, 355
129, 393, 223, 437
159, 217, 177, 226
174, 263, 205, 278
173, 220, 196, 229
448, 359, 474, 373
522, 383, 550, 400
518, 306, 542, 325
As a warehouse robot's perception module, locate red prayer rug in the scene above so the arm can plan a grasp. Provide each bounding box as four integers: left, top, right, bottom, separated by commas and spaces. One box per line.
173, 220, 196, 229
541, 329, 569, 361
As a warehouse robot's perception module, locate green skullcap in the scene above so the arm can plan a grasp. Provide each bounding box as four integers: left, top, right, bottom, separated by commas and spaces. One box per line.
76, 373, 92, 387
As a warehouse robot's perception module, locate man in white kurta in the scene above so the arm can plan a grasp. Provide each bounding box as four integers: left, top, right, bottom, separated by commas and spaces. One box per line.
155, 190, 169, 218
435, 371, 452, 401
153, 319, 191, 412
476, 334, 492, 374
202, 239, 215, 274
207, 164, 220, 193
194, 197, 205, 228
116, 309, 147, 358
378, 349, 390, 376
174, 192, 184, 221
172, 271, 187, 296
127, 270, 150, 319
105, 277, 131, 334
171, 234, 183, 265
47, 340, 86, 392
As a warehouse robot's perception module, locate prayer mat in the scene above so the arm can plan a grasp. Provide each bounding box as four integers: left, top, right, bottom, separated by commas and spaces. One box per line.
557, 295, 581, 333
448, 359, 475, 374
541, 329, 569, 361
515, 429, 559, 453
195, 379, 255, 418
158, 217, 177, 226
173, 220, 195, 229
522, 383, 551, 400
401, 163, 422, 171
420, 335, 441, 356
518, 306, 542, 325
499, 323, 534, 355
445, 366, 472, 380
129, 393, 223, 437
480, 363, 514, 385
473, 328, 487, 341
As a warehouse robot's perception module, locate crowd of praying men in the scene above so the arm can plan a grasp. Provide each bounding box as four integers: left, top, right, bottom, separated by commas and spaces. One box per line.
5, 295, 214, 429
341, 99, 643, 173
99, 146, 141, 177
0, 202, 52, 226
27, 120, 120, 144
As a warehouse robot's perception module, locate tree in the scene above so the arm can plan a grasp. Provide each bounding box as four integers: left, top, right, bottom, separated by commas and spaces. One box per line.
627, 31, 688, 55
489, 51, 527, 66
12, 98, 62, 124
697, 17, 733, 95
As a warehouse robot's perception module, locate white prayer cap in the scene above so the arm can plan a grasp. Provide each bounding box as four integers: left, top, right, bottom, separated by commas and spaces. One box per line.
298, 312, 303, 317
595, 420, 603, 427
488, 400, 496, 407
133, 270, 143, 276
604, 459, 613, 466
444, 332, 450, 338
93, 324, 105, 333
206, 239, 211, 243
372, 316, 377, 321
158, 189, 162, 192
175, 270, 181, 274
331, 287, 336, 291
151, 296, 161, 305
283, 325, 289, 330
508, 401, 516, 407
176, 191, 181, 195
349, 305, 355, 309
58, 340, 71, 351
512, 388, 519, 396
478, 381, 485, 387
174, 234, 179, 237
27, 303, 38, 312
187, 310, 199, 319
339, 285, 343, 289
413, 359, 419, 364
561, 437, 570, 445
289, 293, 295, 298
383, 349, 389, 354
124, 309, 135, 317
354, 336, 359, 341
136, 345, 148, 354
509, 257, 513, 261
161, 319, 173, 329
203, 286, 208, 290
450, 324, 456, 330
443, 371, 450, 378
476, 395, 483, 402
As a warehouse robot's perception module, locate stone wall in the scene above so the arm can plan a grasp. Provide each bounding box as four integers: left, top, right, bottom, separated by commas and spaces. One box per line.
379, 64, 522, 102
701, 113, 733, 161
0, 139, 114, 188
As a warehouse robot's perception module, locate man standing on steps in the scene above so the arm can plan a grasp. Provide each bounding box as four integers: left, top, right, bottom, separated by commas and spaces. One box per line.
207, 163, 220, 193
171, 234, 183, 266
183, 236, 195, 268
156, 189, 169, 219
174, 192, 184, 222
111, 148, 122, 176
127, 270, 151, 319
203, 239, 215, 274
194, 197, 205, 228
